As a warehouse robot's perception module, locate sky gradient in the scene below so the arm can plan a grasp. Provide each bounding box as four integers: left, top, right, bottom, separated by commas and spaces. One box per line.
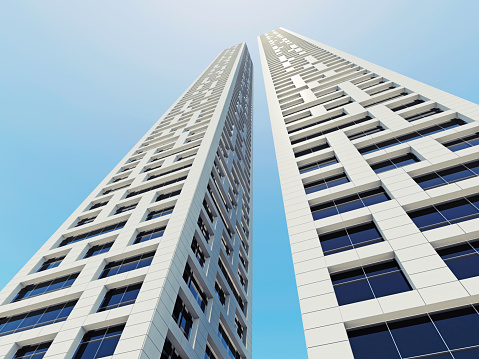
1, 1, 478, 358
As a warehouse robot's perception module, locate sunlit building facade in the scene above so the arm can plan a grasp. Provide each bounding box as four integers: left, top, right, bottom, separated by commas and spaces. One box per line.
0, 43, 253, 359
259, 28, 479, 358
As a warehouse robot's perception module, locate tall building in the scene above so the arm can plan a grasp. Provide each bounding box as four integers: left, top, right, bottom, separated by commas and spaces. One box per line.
0, 43, 252, 359
259, 28, 479, 358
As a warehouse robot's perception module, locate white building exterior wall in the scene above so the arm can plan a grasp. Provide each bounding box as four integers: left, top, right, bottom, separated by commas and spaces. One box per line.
259, 28, 479, 358
0, 43, 253, 359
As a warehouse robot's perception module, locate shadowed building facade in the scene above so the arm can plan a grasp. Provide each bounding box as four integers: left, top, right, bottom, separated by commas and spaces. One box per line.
0, 43, 252, 359
259, 28, 479, 358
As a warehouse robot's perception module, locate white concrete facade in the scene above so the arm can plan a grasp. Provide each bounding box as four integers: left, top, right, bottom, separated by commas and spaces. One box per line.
0, 43, 252, 359
259, 28, 479, 358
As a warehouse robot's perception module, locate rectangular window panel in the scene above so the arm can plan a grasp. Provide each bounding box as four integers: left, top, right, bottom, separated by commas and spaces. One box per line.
218, 324, 241, 359
348, 304, 479, 359
172, 296, 193, 339
0, 300, 77, 337
414, 160, 479, 189
73, 324, 124, 359
84, 241, 114, 258
298, 156, 338, 174
294, 143, 329, 158
13, 341, 52, 359
99, 251, 155, 279
288, 112, 346, 134
304, 173, 349, 194
60, 221, 126, 247
134, 226, 166, 244
437, 240, 479, 280
160, 338, 183, 359
146, 206, 174, 221
332, 260, 410, 305
319, 222, 383, 255
311, 187, 390, 220
404, 107, 443, 122
183, 263, 208, 312
13, 273, 79, 302
359, 119, 466, 155
443, 132, 479, 152
408, 194, 479, 231
98, 282, 142, 312
37, 256, 65, 272
126, 176, 186, 198
115, 203, 137, 214
348, 125, 385, 141
371, 153, 420, 174
191, 237, 205, 267
156, 189, 182, 202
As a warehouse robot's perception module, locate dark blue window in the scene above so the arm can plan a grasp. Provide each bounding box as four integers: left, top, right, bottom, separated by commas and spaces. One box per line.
348, 304, 479, 359
288, 112, 346, 134
84, 241, 113, 258
134, 226, 165, 244
218, 324, 241, 359
115, 202, 137, 214
13, 273, 79, 302
304, 173, 349, 194
205, 345, 218, 359
172, 296, 193, 339
126, 176, 186, 198
147, 164, 192, 181
298, 156, 338, 174
291, 116, 372, 144
408, 194, 479, 231
191, 238, 206, 267
160, 338, 183, 359
98, 282, 142, 312
371, 153, 420, 174
332, 260, 411, 305
89, 200, 108, 210
0, 300, 76, 337
348, 125, 385, 140
359, 119, 466, 155
390, 98, 425, 111
73, 324, 124, 359
311, 187, 390, 220
414, 160, 479, 189
319, 222, 383, 255
156, 189, 182, 202
60, 221, 126, 247
437, 240, 479, 279
183, 263, 208, 312
215, 280, 226, 306
99, 251, 155, 279
404, 107, 443, 122
146, 206, 174, 220
443, 132, 479, 152
37, 256, 64, 272
13, 341, 51, 359
294, 143, 329, 158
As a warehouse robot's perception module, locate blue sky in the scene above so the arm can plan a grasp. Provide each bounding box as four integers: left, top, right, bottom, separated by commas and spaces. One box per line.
1, 1, 478, 358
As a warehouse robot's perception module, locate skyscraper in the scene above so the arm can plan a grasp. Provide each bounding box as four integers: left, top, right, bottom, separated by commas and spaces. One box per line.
259, 28, 479, 358
0, 43, 252, 359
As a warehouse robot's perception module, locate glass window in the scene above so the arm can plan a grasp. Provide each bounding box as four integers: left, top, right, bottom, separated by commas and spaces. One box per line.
115, 203, 137, 214
13, 273, 79, 302
73, 324, 124, 359
348, 304, 479, 359
134, 226, 166, 244
304, 173, 349, 194
311, 187, 390, 220
84, 241, 114, 258
37, 256, 65, 272
288, 112, 346, 134
160, 338, 183, 359
298, 156, 338, 174
13, 341, 52, 359
359, 119, 466, 155
98, 282, 142, 312
348, 125, 384, 140
205, 345, 218, 359
99, 251, 155, 279
404, 107, 443, 122
415, 160, 479, 189
443, 132, 479, 152
332, 260, 411, 305
172, 296, 193, 339
146, 206, 174, 221
0, 300, 76, 337
437, 240, 479, 279
183, 263, 208, 312
319, 222, 383, 255
60, 221, 126, 247
408, 194, 479, 231
218, 324, 241, 359
126, 176, 186, 198
191, 238, 206, 267
371, 153, 420, 174
294, 143, 329, 158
